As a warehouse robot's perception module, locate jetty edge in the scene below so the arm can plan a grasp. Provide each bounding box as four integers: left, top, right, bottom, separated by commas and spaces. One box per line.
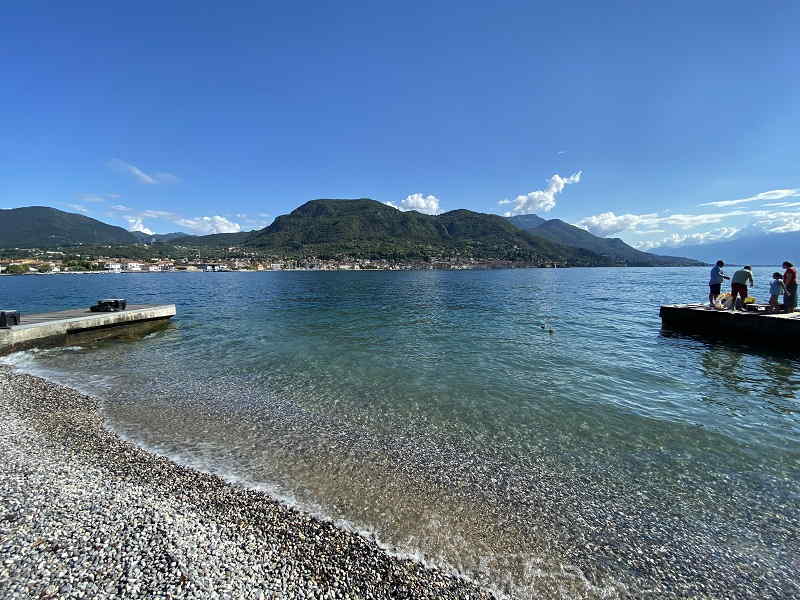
660, 303, 800, 341
0, 304, 176, 355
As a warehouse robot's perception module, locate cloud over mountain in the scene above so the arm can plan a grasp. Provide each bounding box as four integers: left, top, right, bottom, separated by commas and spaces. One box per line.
174, 215, 241, 234
386, 194, 441, 215
500, 172, 582, 216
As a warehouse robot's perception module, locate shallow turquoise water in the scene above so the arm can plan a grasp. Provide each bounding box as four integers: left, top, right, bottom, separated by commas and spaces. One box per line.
2, 268, 798, 598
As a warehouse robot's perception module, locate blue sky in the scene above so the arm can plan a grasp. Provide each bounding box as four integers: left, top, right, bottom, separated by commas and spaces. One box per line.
2, 2, 798, 249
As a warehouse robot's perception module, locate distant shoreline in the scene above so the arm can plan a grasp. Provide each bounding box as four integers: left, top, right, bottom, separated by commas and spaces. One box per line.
0, 263, 713, 277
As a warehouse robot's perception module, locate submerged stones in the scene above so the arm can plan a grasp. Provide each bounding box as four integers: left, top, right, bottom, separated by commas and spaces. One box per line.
0, 368, 495, 600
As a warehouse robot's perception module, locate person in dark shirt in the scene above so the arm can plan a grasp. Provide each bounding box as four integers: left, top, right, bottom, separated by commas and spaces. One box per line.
783, 261, 797, 313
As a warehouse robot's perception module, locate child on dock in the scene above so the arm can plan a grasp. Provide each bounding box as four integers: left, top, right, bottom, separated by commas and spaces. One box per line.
770, 272, 786, 312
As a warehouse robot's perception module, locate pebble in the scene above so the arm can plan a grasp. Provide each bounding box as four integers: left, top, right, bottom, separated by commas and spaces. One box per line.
0, 368, 495, 600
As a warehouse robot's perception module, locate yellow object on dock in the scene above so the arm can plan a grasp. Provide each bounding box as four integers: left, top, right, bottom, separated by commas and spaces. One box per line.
0, 304, 176, 354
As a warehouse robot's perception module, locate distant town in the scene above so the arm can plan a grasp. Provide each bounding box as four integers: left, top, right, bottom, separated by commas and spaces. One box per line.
0, 246, 560, 275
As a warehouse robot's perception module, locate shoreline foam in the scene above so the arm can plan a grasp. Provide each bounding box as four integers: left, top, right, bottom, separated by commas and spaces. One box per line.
0, 367, 495, 599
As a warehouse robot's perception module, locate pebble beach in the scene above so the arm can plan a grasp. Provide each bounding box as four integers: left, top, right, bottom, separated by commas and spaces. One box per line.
0, 367, 495, 600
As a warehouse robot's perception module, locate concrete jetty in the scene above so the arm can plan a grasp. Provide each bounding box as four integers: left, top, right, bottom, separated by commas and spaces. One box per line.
0, 304, 176, 354
660, 303, 800, 342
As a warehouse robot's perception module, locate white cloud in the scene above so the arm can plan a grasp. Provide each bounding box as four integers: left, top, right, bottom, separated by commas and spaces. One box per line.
153, 172, 180, 184
110, 204, 132, 212
80, 193, 119, 203
575, 211, 659, 236
386, 193, 441, 215
142, 209, 176, 219
633, 227, 741, 250
66, 204, 89, 214
576, 209, 754, 236
108, 159, 179, 184
500, 171, 582, 216
764, 219, 800, 233
752, 211, 800, 234
174, 215, 241, 234
232, 213, 272, 229
764, 201, 800, 208
699, 188, 799, 208
124, 216, 155, 235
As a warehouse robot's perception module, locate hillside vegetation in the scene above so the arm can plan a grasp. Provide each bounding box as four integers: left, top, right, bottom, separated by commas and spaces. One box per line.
0, 207, 137, 247
245, 199, 606, 264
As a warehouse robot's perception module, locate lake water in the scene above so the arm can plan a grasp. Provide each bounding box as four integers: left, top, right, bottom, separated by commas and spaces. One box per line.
2, 267, 798, 599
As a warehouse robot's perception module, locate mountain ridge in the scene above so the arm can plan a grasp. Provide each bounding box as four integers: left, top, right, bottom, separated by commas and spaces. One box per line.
0, 206, 138, 247
244, 199, 605, 264
507, 215, 702, 266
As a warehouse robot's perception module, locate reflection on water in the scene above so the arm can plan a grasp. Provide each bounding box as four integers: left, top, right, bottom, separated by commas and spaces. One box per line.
699, 343, 800, 419
2, 268, 799, 599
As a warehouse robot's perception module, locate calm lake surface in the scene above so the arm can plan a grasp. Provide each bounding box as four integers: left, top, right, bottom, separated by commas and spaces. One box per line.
2, 267, 798, 598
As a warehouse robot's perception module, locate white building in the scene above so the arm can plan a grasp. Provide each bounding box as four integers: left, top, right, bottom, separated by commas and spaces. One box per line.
105, 263, 122, 272
125, 262, 143, 272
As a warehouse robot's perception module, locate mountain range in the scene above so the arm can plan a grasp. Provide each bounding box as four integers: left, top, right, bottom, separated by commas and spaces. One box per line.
1, 202, 704, 266
506, 216, 701, 267
237, 199, 601, 263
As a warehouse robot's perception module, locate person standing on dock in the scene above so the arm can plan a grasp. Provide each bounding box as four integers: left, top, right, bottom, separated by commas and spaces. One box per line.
709, 260, 730, 307
769, 272, 787, 312
783, 261, 797, 313
730, 266, 753, 311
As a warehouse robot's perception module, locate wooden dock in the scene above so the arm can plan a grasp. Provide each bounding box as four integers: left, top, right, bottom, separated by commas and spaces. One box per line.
660, 303, 800, 342
0, 304, 176, 354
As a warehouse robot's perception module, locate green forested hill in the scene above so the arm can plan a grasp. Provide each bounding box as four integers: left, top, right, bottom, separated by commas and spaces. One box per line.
245, 199, 607, 264
0, 206, 137, 247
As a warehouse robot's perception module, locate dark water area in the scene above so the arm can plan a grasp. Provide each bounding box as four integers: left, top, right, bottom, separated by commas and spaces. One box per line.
2, 268, 798, 598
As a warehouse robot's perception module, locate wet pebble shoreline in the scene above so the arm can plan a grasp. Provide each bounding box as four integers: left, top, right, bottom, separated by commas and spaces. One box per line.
0, 368, 496, 600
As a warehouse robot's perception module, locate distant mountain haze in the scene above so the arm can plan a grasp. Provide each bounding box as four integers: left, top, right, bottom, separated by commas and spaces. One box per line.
0, 206, 138, 247
130, 231, 192, 243
671, 230, 800, 266
507, 215, 702, 267
505, 214, 546, 230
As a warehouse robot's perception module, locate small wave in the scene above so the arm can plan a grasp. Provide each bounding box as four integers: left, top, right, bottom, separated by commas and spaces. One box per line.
0, 346, 118, 398
103, 418, 622, 600
0, 346, 83, 367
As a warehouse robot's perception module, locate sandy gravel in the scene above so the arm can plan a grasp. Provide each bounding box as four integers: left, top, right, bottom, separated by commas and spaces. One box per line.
0, 367, 496, 600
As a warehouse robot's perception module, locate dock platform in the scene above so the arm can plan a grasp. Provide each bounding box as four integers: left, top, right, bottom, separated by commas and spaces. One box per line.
0, 304, 176, 354
660, 303, 800, 342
